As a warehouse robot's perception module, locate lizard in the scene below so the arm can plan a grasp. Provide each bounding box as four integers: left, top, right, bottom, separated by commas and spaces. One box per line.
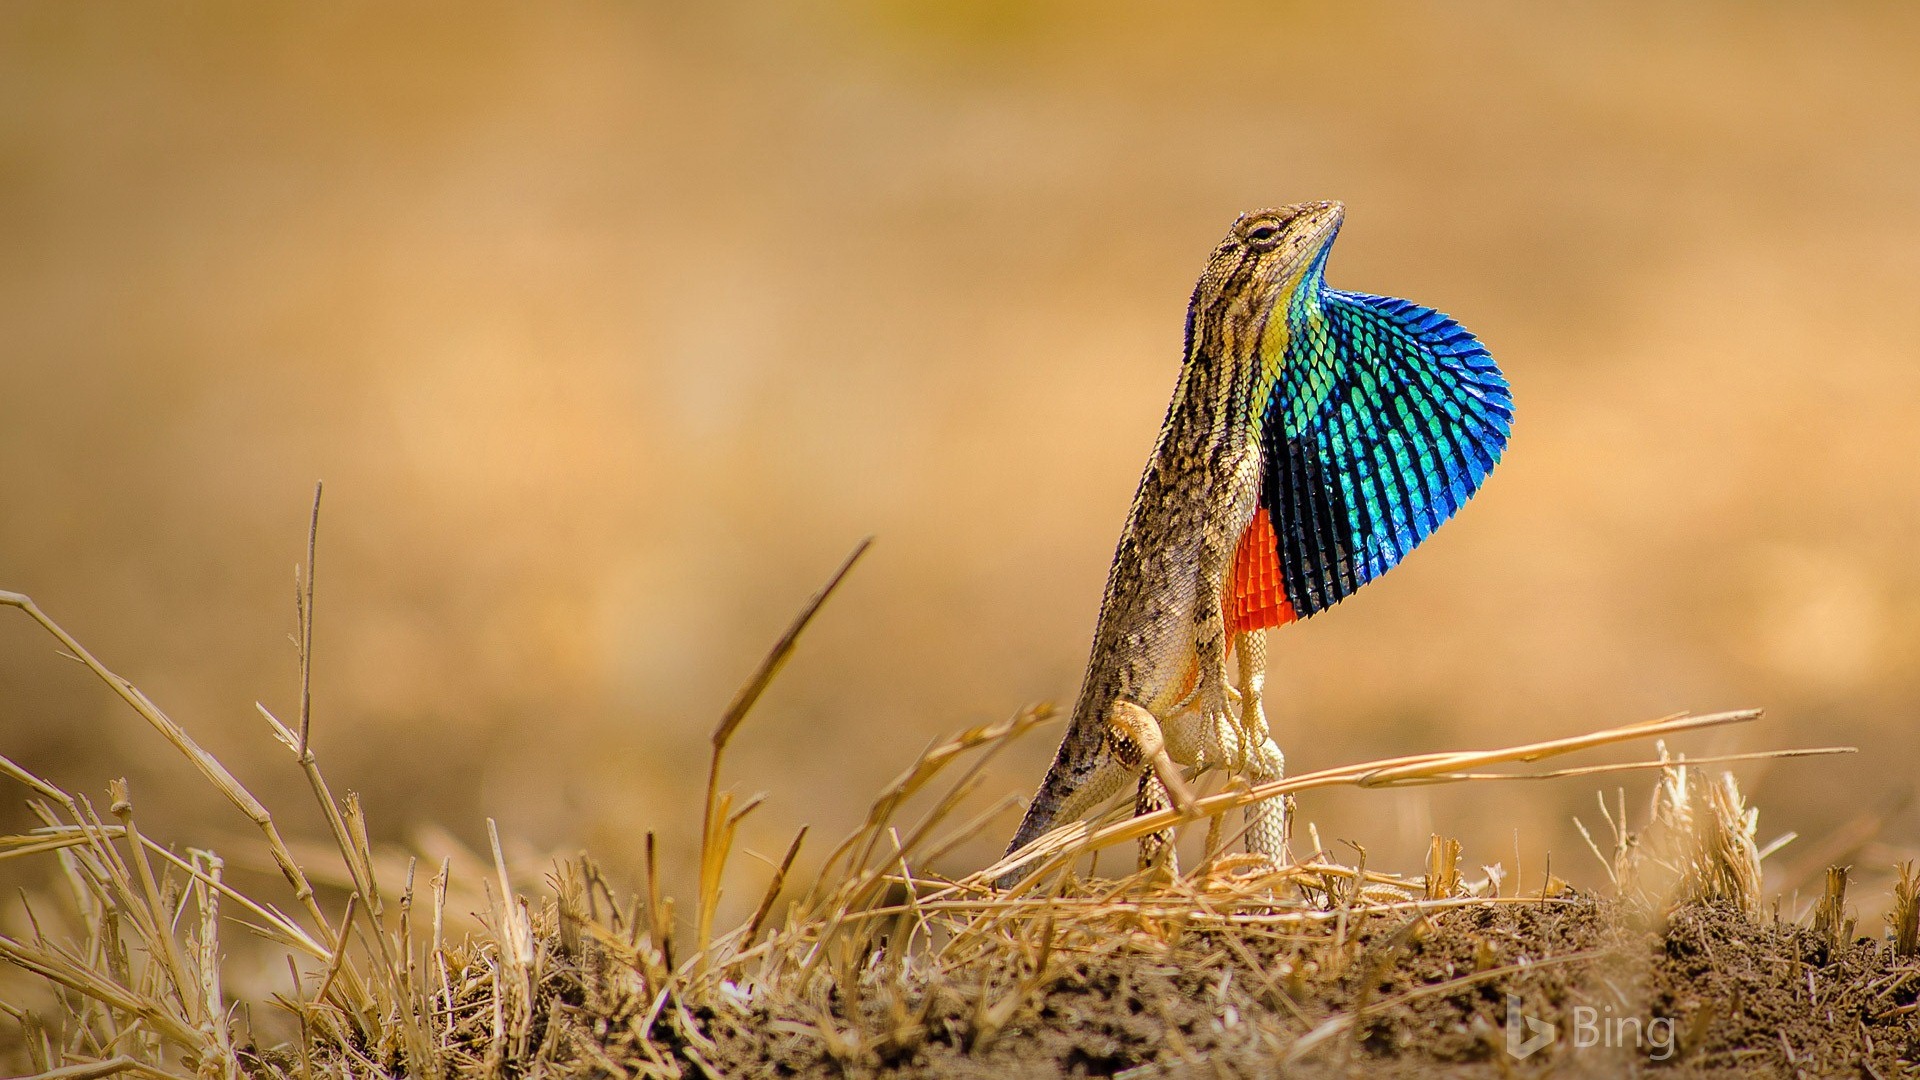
998, 201, 1512, 887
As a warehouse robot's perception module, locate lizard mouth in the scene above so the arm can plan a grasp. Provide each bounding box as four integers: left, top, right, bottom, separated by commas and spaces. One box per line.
1286, 200, 1345, 248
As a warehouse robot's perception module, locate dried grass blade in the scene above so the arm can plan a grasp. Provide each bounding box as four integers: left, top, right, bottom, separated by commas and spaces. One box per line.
976, 709, 1770, 888
697, 537, 871, 956
1354, 710, 1763, 786
24, 1055, 196, 1080
745, 828, 808, 946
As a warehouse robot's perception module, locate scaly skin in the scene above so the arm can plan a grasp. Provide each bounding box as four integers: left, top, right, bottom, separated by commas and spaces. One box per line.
1000, 202, 1512, 886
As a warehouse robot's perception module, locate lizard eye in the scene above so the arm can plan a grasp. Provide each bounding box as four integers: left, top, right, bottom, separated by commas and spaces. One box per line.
1244, 223, 1282, 247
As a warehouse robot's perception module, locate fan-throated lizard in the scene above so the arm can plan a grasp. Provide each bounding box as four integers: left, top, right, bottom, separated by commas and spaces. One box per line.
999, 202, 1512, 886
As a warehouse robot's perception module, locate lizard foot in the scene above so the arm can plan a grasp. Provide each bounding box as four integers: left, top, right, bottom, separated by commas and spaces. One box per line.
1200, 704, 1250, 774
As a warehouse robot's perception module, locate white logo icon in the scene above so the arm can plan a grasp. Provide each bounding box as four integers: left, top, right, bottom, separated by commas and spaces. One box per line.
1506, 995, 1555, 1059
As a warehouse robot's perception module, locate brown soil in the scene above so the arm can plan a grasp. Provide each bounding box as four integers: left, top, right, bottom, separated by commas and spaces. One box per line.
498, 898, 1920, 1079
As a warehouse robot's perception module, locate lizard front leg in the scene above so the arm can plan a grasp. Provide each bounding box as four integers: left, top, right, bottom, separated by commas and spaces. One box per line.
1234, 628, 1268, 742
1233, 629, 1289, 867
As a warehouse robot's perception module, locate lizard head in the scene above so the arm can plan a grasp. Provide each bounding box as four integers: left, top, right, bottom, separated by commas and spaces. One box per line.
1182, 200, 1351, 368
1186, 202, 1345, 361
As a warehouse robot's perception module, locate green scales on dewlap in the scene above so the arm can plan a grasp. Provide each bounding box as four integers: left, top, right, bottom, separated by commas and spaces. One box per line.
998, 202, 1512, 887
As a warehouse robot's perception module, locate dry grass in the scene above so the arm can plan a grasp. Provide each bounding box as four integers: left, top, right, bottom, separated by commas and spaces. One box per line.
0, 536, 1885, 1078
1889, 861, 1920, 960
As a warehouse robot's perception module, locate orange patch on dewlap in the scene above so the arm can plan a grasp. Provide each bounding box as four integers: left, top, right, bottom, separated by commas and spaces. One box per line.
1225, 507, 1296, 638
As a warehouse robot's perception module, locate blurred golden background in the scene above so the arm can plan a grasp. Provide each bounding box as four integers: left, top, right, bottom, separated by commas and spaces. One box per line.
3, 2, 1918, 919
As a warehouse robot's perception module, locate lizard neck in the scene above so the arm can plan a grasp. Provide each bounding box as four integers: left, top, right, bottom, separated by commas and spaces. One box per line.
1164, 250, 1327, 471
1256, 245, 1333, 437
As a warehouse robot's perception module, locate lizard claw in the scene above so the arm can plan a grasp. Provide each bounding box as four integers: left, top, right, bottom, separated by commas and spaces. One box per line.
1200, 703, 1249, 774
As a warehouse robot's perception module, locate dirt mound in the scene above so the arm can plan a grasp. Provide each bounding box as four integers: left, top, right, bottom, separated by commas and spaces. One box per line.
515, 898, 1916, 1079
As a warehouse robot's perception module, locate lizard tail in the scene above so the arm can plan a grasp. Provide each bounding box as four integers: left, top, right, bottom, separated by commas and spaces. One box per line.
996, 733, 1125, 889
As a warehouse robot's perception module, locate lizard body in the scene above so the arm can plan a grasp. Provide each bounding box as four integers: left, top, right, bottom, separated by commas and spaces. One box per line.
1000, 202, 1512, 885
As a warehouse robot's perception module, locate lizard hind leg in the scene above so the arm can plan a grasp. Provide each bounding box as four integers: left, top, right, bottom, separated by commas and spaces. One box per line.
1240, 735, 1290, 868
1134, 774, 1178, 878
1000, 700, 1193, 888
1004, 699, 1168, 869
1105, 700, 1194, 879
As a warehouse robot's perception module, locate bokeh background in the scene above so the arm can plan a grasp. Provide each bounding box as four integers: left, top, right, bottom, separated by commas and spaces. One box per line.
3, 1, 1918, 926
